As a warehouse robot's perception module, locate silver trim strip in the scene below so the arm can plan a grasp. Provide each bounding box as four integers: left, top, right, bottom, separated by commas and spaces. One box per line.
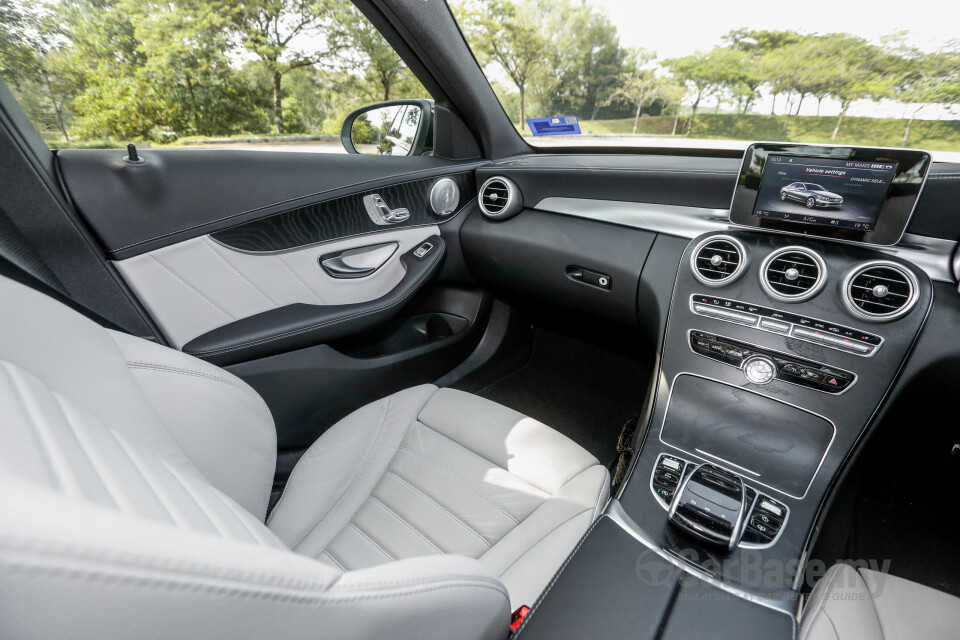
605, 499, 800, 617
531, 197, 956, 282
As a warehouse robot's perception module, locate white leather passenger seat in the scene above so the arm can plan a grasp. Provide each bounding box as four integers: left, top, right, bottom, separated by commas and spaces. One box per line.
0, 275, 609, 639
800, 563, 960, 640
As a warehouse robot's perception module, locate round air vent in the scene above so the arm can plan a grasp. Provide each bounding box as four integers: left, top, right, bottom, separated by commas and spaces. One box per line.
841, 261, 919, 322
690, 235, 748, 286
479, 176, 522, 220
760, 247, 827, 302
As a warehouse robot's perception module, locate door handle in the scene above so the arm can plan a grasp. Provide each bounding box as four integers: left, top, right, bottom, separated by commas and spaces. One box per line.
320, 256, 377, 278
319, 242, 398, 279
363, 194, 410, 225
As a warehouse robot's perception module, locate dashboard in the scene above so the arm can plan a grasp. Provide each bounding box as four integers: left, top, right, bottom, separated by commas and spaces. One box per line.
463, 142, 953, 616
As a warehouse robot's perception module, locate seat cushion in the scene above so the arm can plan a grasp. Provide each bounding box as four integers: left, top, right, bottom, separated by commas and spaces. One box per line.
268, 385, 610, 609
800, 564, 960, 640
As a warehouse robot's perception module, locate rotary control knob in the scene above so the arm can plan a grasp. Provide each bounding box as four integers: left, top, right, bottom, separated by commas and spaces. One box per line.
743, 356, 776, 385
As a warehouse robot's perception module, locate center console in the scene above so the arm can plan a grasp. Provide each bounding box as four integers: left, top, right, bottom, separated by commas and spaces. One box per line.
514, 143, 935, 639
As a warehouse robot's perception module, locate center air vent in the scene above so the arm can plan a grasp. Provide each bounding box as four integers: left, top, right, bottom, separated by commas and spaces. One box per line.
760, 247, 827, 302
690, 236, 748, 286
479, 176, 522, 220
841, 261, 919, 322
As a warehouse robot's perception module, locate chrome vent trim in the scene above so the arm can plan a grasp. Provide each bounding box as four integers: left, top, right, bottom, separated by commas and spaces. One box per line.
759, 247, 827, 302
690, 236, 748, 287
841, 261, 919, 322
479, 176, 522, 219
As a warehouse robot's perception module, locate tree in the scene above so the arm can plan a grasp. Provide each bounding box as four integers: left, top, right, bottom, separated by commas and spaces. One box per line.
889, 41, 960, 146
815, 34, 895, 140
665, 48, 741, 133
333, 2, 412, 101
723, 29, 803, 115
551, 1, 624, 119
0, 0, 40, 87
220, 0, 343, 134
455, 0, 548, 126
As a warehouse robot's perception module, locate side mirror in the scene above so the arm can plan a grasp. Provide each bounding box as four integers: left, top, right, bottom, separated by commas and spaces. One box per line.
341, 99, 434, 156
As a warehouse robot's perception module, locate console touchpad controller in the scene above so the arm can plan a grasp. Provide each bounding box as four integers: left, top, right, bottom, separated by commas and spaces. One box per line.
669, 464, 745, 550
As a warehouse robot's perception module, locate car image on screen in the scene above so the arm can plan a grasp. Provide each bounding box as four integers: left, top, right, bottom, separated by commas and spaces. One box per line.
779, 182, 844, 209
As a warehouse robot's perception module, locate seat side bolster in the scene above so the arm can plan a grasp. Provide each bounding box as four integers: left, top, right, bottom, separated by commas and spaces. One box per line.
479, 464, 610, 609
268, 384, 439, 553
863, 568, 960, 640
799, 564, 884, 640
109, 330, 277, 521
0, 479, 508, 640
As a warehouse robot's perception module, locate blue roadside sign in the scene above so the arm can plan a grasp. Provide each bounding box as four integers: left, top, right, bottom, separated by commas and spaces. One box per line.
526, 116, 581, 136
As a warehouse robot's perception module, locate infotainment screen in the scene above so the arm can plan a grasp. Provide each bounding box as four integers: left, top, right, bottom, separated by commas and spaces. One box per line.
753, 155, 897, 231
730, 143, 931, 245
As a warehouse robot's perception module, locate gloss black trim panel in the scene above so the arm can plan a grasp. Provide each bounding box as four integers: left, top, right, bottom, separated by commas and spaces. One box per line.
210, 171, 475, 254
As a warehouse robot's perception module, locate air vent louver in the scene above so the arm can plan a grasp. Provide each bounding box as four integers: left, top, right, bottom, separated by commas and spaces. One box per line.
760, 247, 826, 302
690, 236, 747, 286
479, 176, 522, 219
842, 262, 918, 321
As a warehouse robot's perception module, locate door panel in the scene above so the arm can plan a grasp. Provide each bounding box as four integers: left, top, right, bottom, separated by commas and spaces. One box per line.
57, 149, 485, 258
114, 226, 437, 347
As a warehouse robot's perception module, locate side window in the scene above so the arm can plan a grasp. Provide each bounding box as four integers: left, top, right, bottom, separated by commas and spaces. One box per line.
0, 0, 428, 154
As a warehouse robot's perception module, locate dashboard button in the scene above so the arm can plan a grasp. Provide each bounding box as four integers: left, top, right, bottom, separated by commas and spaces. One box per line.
760, 319, 790, 333
792, 327, 825, 343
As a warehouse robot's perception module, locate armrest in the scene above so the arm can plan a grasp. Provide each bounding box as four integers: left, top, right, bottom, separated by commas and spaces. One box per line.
182, 236, 445, 366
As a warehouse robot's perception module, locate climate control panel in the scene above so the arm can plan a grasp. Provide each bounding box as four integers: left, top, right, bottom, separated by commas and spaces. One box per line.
691, 294, 883, 356
689, 331, 856, 393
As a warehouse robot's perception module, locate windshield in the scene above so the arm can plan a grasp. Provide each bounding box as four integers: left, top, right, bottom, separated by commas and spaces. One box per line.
451, 0, 960, 157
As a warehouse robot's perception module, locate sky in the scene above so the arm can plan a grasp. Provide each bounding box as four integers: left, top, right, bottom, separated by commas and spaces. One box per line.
539, 0, 960, 119
589, 0, 959, 59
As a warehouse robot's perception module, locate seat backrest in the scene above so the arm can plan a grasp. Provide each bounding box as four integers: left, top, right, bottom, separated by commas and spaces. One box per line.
0, 275, 510, 640
0, 275, 278, 521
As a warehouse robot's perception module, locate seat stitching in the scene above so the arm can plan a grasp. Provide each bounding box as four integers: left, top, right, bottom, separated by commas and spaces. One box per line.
203, 238, 281, 306
345, 522, 395, 562
149, 254, 236, 320
276, 254, 326, 304
799, 565, 848, 640
412, 417, 550, 496
270, 394, 399, 550
54, 396, 124, 511
513, 516, 603, 635
0, 556, 508, 605
217, 489, 284, 549
1, 363, 72, 493
124, 361, 272, 419
318, 549, 348, 572
397, 445, 521, 524
382, 469, 493, 547
367, 495, 445, 554
110, 432, 186, 530
590, 470, 609, 520
161, 460, 234, 540
492, 507, 591, 581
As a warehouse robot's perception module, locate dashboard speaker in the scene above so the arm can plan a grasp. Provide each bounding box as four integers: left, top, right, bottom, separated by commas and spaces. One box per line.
429, 178, 461, 216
